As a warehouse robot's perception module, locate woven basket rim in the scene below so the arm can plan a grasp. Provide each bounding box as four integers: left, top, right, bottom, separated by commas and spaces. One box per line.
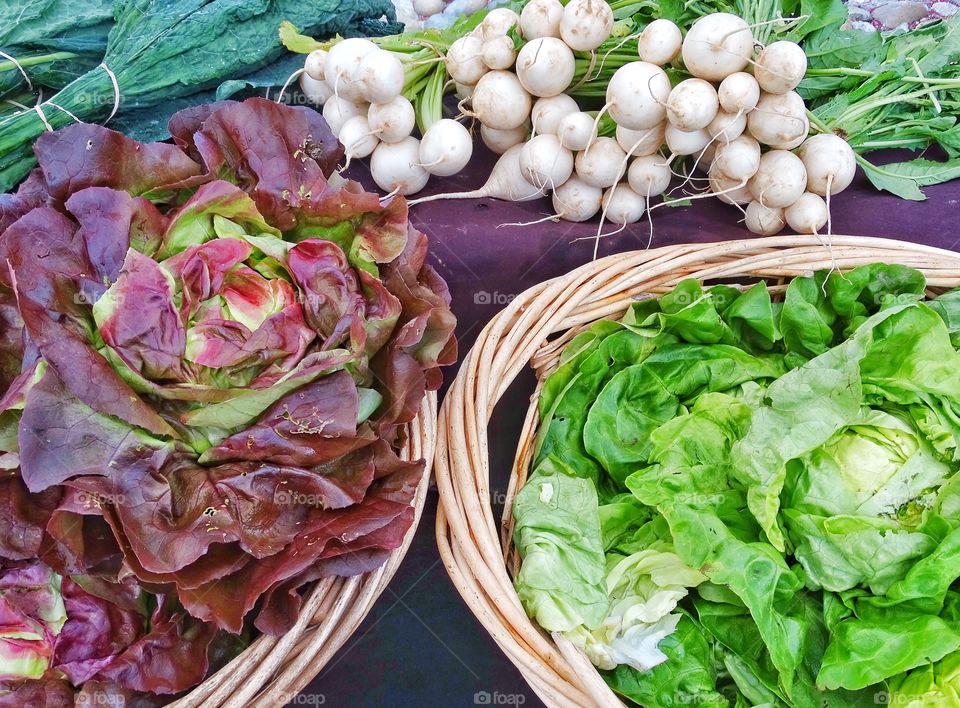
165, 391, 437, 708
434, 235, 960, 708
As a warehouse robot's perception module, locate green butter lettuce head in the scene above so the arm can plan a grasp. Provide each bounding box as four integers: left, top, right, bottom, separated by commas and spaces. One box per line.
888, 651, 960, 707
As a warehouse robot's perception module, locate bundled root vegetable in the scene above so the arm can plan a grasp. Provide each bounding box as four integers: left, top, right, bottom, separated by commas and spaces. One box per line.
283, 7, 859, 240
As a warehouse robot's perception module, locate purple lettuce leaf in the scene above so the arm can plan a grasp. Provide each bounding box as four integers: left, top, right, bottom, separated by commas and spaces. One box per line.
0, 475, 60, 562
39, 490, 124, 578
0, 677, 74, 706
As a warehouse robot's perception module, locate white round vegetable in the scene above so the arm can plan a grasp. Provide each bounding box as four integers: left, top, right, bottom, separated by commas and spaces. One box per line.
559, 0, 614, 52
481, 8, 521, 39
482, 35, 517, 70
481, 123, 529, 154
747, 91, 809, 149
368, 96, 416, 143
627, 155, 672, 196
520, 0, 564, 39
419, 119, 473, 176
575, 137, 627, 188
616, 123, 665, 156
413, 0, 444, 15
748, 149, 808, 208
557, 111, 598, 151
322, 96, 366, 136
665, 124, 711, 156
520, 134, 574, 189
706, 109, 747, 142
407, 144, 545, 204
696, 142, 718, 172
515, 38, 576, 98
601, 183, 646, 224
370, 137, 430, 195
784, 192, 828, 234
471, 70, 532, 130
325, 38, 378, 101
745, 200, 786, 235
339, 115, 379, 160
304, 49, 328, 81
357, 50, 405, 104
754, 41, 808, 95
798, 133, 857, 196
666, 78, 720, 131
709, 166, 752, 205
455, 82, 475, 100
606, 62, 671, 130
681, 13, 753, 81
447, 36, 488, 85
531, 94, 579, 135
712, 135, 760, 181
718, 72, 760, 113
300, 74, 333, 106
552, 176, 603, 221
638, 19, 682, 66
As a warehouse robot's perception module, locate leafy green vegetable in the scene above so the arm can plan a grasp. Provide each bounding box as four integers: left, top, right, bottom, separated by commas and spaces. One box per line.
514, 264, 960, 706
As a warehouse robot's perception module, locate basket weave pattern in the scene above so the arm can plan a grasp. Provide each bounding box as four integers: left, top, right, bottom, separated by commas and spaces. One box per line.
165, 392, 436, 708
434, 236, 960, 708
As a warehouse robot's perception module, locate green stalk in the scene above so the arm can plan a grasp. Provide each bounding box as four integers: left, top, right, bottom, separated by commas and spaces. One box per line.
415, 64, 446, 134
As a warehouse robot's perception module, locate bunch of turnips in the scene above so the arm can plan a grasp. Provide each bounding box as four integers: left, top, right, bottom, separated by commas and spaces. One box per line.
293, 6, 857, 238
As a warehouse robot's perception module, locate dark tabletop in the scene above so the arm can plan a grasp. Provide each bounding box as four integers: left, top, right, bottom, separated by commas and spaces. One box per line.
297, 143, 958, 708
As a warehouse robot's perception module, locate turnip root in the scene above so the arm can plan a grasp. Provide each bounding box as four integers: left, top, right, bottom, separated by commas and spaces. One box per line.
552, 176, 602, 221
706, 109, 747, 142
516, 38, 576, 98
455, 82, 475, 100
575, 137, 627, 188
628, 155, 671, 196
370, 137, 430, 195
325, 38, 377, 101
665, 124, 711, 156
747, 91, 809, 149
419, 119, 473, 176
447, 36, 488, 85
601, 183, 646, 224
368, 96, 416, 143
784, 192, 828, 234
413, 0, 443, 14
305, 50, 328, 81
748, 149, 807, 208
482, 35, 517, 70
745, 200, 785, 235
531, 94, 579, 135
520, 134, 574, 189
666, 79, 719, 131
560, 0, 614, 52
681, 13, 753, 81
322, 96, 366, 136
712, 135, 760, 182
718, 72, 760, 114
754, 41, 807, 95
520, 0, 564, 39
300, 74, 333, 106
605, 62, 671, 130
470, 71, 532, 130
616, 123, 665, 156
407, 144, 546, 205
557, 112, 598, 151
339, 115, 379, 164
709, 166, 752, 205
798, 134, 856, 196
357, 50, 405, 104
638, 19, 682, 66
481, 8, 521, 40
481, 123, 530, 153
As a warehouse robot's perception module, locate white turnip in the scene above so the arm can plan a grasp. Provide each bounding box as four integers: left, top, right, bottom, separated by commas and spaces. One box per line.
718, 72, 760, 113
747, 91, 809, 149
681, 13, 753, 81
367, 96, 415, 143
605, 62, 671, 130
798, 134, 856, 196
575, 137, 627, 188
521, 134, 574, 189
447, 36, 488, 85
784, 192, 828, 234
419, 119, 473, 176
481, 123, 529, 153
370, 137, 430, 195
616, 123, 665, 156
520, 0, 564, 39
666, 78, 720, 131
531, 94, 579, 135
407, 144, 546, 204
552, 176, 603, 221
748, 149, 807, 208
560, 0, 614, 51
516, 38, 576, 98
557, 112, 597, 151
754, 41, 807, 95
470, 70, 532, 129
745, 200, 785, 235
638, 19, 682, 66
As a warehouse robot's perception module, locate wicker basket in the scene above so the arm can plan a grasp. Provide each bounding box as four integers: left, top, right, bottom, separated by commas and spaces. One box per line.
434, 235, 960, 708
164, 391, 437, 708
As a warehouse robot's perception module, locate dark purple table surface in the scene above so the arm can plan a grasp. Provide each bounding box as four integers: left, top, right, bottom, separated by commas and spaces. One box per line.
299, 144, 958, 707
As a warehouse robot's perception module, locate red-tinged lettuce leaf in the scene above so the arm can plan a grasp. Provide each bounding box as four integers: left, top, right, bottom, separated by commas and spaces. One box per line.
52, 578, 144, 685
199, 370, 373, 466
0, 475, 60, 562
185, 98, 342, 230
0, 678, 75, 706
75, 681, 165, 708
0, 289, 23, 397
94, 250, 186, 383
39, 490, 124, 578
18, 369, 169, 493
167, 101, 236, 161
65, 187, 167, 266
178, 443, 421, 633
370, 347, 426, 437
90, 594, 217, 695
159, 181, 280, 259
32, 124, 203, 205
